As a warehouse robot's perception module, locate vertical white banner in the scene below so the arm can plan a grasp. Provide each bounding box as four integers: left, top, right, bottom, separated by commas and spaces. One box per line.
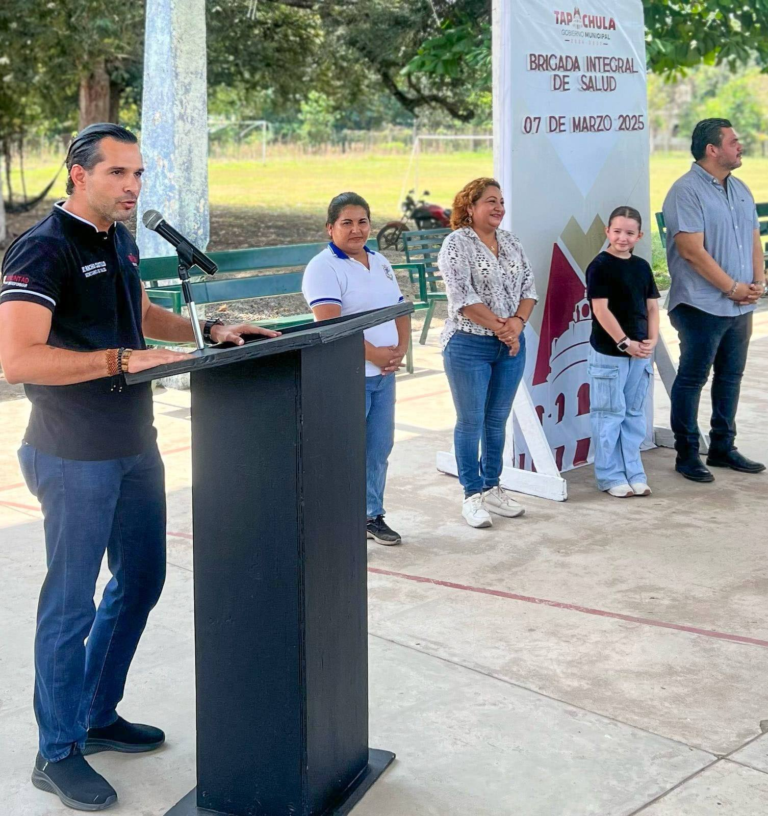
494, 0, 649, 473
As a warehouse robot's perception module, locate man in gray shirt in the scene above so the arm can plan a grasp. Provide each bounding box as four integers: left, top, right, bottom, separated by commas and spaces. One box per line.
662, 118, 766, 481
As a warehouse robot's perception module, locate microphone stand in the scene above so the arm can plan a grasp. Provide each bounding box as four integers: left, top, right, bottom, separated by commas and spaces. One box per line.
175, 240, 206, 351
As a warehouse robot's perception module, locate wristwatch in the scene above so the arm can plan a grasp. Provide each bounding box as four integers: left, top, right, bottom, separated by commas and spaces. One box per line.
203, 319, 224, 344
616, 336, 631, 353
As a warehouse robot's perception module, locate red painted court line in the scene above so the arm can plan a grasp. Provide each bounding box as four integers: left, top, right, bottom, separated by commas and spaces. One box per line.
160, 445, 191, 456
0, 499, 41, 513
159, 536, 768, 650
367, 567, 768, 650
0, 482, 24, 492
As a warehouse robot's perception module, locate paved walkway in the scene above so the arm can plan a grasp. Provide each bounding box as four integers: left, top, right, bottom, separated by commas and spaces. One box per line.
1, 305, 768, 815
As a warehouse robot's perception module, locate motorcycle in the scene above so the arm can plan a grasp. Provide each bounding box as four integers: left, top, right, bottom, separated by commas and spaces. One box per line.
376, 190, 451, 252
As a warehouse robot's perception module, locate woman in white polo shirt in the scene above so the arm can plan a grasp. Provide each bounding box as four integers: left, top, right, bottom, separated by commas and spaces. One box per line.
302, 192, 411, 546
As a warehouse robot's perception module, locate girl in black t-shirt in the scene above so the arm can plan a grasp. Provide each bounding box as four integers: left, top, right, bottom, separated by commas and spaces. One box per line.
586, 206, 661, 498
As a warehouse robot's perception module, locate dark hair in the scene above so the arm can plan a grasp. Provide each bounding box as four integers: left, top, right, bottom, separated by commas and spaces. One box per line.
65, 123, 138, 195
691, 118, 732, 161
326, 192, 371, 225
450, 177, 501, 230
608, 205, 642, 231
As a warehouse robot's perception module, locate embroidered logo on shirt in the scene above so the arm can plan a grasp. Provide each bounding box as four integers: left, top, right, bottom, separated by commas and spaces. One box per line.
81, 261, 108, 278
127, 254, 139, 268
3, 274, 30, 288
384, 265, 394, 281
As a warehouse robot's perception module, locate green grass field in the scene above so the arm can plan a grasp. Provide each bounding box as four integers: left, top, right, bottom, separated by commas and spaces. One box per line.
8, 150, 768, 285
11, 150, 768, 217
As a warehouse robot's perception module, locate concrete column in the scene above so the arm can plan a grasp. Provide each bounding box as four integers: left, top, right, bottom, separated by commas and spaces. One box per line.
137, 0, 209, 258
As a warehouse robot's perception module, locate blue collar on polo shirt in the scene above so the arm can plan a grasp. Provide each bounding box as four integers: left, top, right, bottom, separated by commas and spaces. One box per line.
328, 241, 375, 259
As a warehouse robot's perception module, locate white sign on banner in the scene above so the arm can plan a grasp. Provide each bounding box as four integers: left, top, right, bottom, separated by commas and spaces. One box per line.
494, 0, 650, 474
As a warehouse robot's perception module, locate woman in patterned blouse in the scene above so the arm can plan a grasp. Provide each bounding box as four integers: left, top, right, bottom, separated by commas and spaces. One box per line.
438, 177, 538, 529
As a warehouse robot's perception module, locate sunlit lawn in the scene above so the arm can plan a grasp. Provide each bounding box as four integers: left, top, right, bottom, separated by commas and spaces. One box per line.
11, 149, 768, 220
8, 150, 768, 283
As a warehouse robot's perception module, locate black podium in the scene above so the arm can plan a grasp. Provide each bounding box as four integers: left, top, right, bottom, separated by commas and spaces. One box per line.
127, 303, 412, 816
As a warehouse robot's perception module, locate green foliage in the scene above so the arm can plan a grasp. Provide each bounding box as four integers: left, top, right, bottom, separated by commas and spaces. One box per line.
689, 70, 768, 152
407, 0, 768, 99
643, 0, 768, 77
3, 0, 768, 155
298, 92, 337, 146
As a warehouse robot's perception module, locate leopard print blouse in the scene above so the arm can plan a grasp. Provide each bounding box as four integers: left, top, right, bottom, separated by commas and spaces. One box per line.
437, 227, 538, 348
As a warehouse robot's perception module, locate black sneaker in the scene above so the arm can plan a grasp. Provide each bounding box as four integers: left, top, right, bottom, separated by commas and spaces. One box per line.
31, 750, 117, 811
83, 715, 165, 756
366, 515, 402, 546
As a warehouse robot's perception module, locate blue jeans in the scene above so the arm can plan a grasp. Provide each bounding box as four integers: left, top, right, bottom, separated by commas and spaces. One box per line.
18, 443, 166, 762
365, 374, 395, 518
588, 349, 653, 490
443, 331, 527, 496
669, 304, 752, 459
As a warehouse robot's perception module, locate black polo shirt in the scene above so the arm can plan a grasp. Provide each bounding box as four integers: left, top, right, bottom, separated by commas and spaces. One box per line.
0, 204, 156, 460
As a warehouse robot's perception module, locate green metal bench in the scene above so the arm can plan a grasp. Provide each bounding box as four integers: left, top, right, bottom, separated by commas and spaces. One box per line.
140, 239, 417, 372
656, 204, 768, 255
401, 227, 451, 344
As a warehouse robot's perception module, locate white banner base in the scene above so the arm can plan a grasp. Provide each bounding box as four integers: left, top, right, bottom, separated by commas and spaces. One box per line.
436, 382, 569, 502
436, 451, 568, 502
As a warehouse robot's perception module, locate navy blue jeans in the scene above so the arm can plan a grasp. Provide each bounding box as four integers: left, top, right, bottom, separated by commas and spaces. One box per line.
18, 443, 166, 762
443, 331, 527, 496
669, 304, 752, 459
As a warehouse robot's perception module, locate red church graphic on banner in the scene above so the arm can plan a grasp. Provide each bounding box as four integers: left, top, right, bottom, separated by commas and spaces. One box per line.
515, 239, 596, 473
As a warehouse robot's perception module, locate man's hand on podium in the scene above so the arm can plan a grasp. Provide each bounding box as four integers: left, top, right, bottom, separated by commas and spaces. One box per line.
367, 344, 405, 375
210, 323, 281, 346
127, 348, 191, 373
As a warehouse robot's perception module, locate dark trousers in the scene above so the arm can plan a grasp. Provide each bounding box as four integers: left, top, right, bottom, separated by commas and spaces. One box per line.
18, 442, 166, 762
669, 303, 752, 459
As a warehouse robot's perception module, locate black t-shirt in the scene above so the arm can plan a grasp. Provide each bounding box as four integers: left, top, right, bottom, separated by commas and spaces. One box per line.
0, 204, 155, 460
586, 251, 661, 357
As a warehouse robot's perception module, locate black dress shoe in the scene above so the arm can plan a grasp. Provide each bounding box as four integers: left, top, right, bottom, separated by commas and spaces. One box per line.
707, 449, 766, 474
675, 457, 715, 483
83, 716, 165, 756
31, 750, 117, 811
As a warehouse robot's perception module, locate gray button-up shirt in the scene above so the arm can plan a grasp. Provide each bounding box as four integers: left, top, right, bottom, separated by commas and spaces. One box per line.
662, 162, 758, 317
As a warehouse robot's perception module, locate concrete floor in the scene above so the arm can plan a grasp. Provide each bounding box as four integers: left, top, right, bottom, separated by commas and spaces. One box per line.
1, 303, 767, 816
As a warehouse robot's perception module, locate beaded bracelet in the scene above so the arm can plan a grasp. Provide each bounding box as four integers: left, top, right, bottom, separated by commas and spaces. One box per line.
120, 348, 133, 374
106, 348, 119, 377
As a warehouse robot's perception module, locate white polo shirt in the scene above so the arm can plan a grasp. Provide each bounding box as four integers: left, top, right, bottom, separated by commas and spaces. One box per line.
302, 243, 404, 377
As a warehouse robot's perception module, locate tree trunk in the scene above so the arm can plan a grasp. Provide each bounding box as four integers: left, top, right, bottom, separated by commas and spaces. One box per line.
108, 79, 123, 125
0, 187, 6, 245
2, 138, 13, 207
78, 60, 112, 130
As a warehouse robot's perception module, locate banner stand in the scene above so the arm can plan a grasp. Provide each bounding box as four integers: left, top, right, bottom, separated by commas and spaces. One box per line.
436, 381, 569, 502
445, 0, 652, 500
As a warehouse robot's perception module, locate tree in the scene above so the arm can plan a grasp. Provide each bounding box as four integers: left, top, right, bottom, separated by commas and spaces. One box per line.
405, 0, 768, 112
33, 0, 145, 130
680, 67, 768, 152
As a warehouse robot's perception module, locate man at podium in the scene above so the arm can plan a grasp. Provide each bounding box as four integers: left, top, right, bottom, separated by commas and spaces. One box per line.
303, 192, 410, 546
0, 122, 278, 812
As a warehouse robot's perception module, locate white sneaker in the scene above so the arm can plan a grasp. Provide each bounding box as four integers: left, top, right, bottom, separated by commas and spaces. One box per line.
631, 482, 652, 497
462, 493, 493, 528
607, 484, 634, 498
482, 486, 525, 518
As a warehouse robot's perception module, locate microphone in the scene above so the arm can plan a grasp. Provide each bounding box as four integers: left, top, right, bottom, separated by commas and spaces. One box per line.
142, 210, 218, 276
